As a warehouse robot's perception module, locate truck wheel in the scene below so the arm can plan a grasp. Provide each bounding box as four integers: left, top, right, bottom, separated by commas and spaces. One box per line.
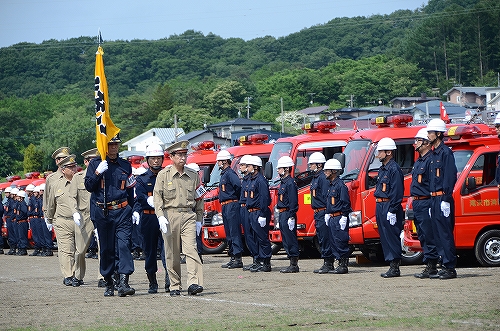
271, 243, 282, 255
475, 230, 500, 267
400, 230, 423, 265
201, 238, 227, 254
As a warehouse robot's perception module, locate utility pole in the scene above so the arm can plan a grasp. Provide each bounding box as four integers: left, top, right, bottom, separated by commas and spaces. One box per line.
174, 114, 178, 142
281, 97, 284, 133
308, 93, 316, 105
346, 95, 354, 108
246, 97, 252, 119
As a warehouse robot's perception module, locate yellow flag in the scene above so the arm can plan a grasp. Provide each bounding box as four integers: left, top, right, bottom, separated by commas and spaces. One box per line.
94, 45, 120, 159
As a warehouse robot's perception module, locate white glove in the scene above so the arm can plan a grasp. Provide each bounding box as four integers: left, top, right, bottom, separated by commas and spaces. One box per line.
132, 211, 140, 225
196, 221, 202, 236
147, 196, 154, 208
93, 228, 99, 241
258, 216, 266, 227
387, 212, 397, 226
45, 218, 53, 231
339, 216, 347, 231
158, 216, 169, 234
324, 213, 331, 226
287, 217, 295, 231
429, 208, 432, 218
96, 160, 108, 174
73, 212, 81, 227
441, 201, 451, 217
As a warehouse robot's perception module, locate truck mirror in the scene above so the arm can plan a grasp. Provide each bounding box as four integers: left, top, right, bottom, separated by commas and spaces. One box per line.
333, 152, 345, 175
202, 166, 210, 184
264, 161, 273, 180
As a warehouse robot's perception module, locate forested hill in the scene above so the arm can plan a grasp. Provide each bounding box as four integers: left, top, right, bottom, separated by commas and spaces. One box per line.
0, 0, 499, 176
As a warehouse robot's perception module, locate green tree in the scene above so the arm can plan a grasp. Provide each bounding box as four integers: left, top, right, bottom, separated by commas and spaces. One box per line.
203, 80, 247, 118
23, 143, 44, 173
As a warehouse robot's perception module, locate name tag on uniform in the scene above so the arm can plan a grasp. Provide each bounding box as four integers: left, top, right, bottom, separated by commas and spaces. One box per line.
195, 185, 207, 200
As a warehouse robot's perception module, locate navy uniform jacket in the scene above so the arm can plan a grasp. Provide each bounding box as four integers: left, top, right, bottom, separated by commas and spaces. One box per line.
219, 167, 241, 203
5, 198, 15, 219
84, 156, 135, 213
15, 200, 28, 221
246, 172, 271, 217
374, 159, 404, 214
134, 169, 156, 212
310, 171, 328, 210
429, 143, 457, 203
410, 152, 432, 197
326, 177, 352, 216
27, 195, 36, 218
239, 173, 250, 205
35, 196, 44, 217
276, 176, 299, 216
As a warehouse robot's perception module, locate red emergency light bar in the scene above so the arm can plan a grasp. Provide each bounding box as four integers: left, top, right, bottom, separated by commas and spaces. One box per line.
446, 125, 493, 140
191, 140, 215, 151
370, 114, 413, 128
239, 134, 268, 145
24, 172, 40, 179
128, 155, 144, 165
6, 175, 21, 182
302, 121, 337, 133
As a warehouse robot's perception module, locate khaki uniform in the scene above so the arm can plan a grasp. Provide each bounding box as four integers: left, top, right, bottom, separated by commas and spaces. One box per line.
43, 169, 62, 221
69, 169, 94, 281
153, 165, 204, 291
45, 171, 77, 279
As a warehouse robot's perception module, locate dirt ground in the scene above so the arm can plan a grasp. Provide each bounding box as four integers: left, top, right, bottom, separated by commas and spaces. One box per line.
0, 250, 498, 331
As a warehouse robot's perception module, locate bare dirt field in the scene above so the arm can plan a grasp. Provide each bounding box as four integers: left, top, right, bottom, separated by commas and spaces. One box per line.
0, 250, 498, 331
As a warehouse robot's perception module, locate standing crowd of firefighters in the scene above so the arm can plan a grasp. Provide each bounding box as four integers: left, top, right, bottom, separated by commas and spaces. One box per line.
2, 115, 500, 296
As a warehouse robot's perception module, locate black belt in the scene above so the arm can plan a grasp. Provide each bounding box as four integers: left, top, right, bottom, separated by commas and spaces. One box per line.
97, 198, 128, 210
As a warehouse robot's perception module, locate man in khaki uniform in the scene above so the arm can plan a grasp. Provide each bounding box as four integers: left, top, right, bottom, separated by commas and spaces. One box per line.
154, 140, 204, 296
45, 154, 81, 286
69, 148, 99, 286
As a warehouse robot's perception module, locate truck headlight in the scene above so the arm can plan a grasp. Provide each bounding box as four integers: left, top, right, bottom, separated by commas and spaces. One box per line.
211, 213, 223, 226
349, 211, 362, 227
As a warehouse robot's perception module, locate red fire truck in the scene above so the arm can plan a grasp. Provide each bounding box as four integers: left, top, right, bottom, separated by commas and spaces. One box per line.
201, 134, 273, 253
338, 115, 495, 263
403, 125, 500, 266
266, 121, 356, 255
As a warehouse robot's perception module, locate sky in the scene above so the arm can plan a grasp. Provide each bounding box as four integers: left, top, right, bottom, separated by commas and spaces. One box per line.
0, 0, 427, 48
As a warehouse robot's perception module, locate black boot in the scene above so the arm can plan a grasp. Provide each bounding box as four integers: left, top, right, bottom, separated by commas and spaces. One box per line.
7, 247, 16, 255
227, 255, 243, 269
0, 248, 3, 254
221, 256, 235, 268
165, 272, 170, 293
117, 274, 135, 297
249, 259, 263, 272
381, 259, 401, 278
280, 257, 299, 273
29, 248, 41, 256
414, 259, 438, 279
17, 248, 27, 256
113, 271, 120, 290
257, 258, 272, 272
104, 276, 114, 297
243, 258, 258, 271
147, 273, 158, 294
330, 257, 349, 274
316, 258, 334, 274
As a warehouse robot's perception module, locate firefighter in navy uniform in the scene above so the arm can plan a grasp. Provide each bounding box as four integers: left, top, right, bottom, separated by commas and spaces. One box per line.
239, 155, 259, 271
426, 119, 458, 280
26, 184, 42, 256
84, 134, 136, 297
133, 144, 170, 294
14, 190, 29, 256
217, 150, 244, 269
324, 159, 352, 274
5, 187, 18, 255
374, 137, 404, 278
309, 152, 335, 274
276, 156, 300, 273
411, 128, 439, 279
246, 156, 272, 272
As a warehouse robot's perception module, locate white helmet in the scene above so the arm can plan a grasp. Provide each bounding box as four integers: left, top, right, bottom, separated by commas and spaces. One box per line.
248, 156, 262, 167
11, 188, 19, 195
426, 118, 447, 132
26, 184, 35, 192
216, 150, 232, 161
415, 128, 429, 140
377, 137, 397, 151
145, 144, 164, 157
277, 156, 294, 168
17, 190, 26, 198
494, 113, 500, 125
239, 155, 253, 165
186, 163, 200, 172
324, 159, 342, 170
5, 186, 12, 193
308, 152, 326, 164
39, 183, 46, 191
34, 186, 41, 193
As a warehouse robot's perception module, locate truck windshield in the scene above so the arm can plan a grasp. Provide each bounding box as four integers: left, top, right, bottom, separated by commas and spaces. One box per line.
453, 150, 474, 174
206, 164, 221, 188
340, 139, 371, 181
268, 142, 293, 184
